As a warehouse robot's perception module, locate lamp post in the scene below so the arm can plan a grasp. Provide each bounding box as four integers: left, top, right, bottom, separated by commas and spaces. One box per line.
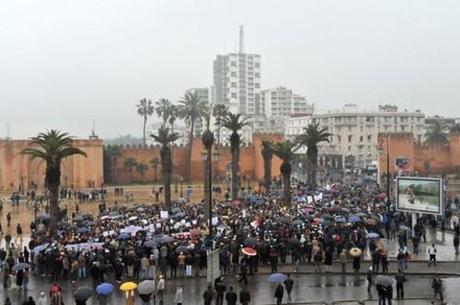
247, 175, 251, 192
202, 130, 214, 241
386, 134, 391, 210
179, 176, 184, 198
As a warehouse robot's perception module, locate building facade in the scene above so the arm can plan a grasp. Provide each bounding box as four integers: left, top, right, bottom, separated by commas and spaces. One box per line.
185, 87, 210, 137
312, 104, 426, 169
212, 52, 262, 115
260, 87, 313, 118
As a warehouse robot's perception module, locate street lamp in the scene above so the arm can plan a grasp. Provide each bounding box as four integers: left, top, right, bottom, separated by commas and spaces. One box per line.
179, 175, 184, 197
247, 175, 251, 191
202, 130, 214, 242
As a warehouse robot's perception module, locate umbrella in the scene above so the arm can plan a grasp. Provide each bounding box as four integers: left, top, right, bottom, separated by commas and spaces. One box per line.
349, 248, 362, 258
73, 215, 84, 222
74, 287, 94, 301
120, 281, 138, 291
109, 211, 120, 216
77, 227, 89, 234
171, 207, 182, 214
117, 233, 131, 240
57, 221, 70, 228
143, 240, 157, 248
159, 235, 175, 244
128, 216, 138, 221
368, 233, 380, 239
356, 212, 368, 217
349, 216, 362, 223
13, 263, 30, 272
174, 212, 186, 218
241, 247, 257, 256
96, 283, 114, 295
32, 244, 48, 254
292, 219, 304, 226
375, 275, 394, 286
175, 245, 188, 253
335, 216, 346, 223
243, 237, 257, 247
267, 273, 287, 283
37, 214, 49, 220
137, 280, 155, 294
137, 207, 145, 212
232, 200, 242, 206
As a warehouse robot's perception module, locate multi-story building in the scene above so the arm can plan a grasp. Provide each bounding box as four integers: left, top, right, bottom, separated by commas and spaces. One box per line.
185, 87, 210, 137
311, 104, 426, 169
260, 87, 314, 118
212, 50, 261, 115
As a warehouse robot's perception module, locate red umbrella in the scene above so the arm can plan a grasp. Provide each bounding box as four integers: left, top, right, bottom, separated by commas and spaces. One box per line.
232, 200, 242, 206
241, 247, 257, 256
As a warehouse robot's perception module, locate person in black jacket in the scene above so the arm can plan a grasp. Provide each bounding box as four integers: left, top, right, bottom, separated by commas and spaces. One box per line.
274, 283, 284, 305
215, 277, 226, 305
385, 284, 393, 305
395, 271, 406, 299
225, 286, 237, 305
203, 286, 214, 305
239, 286, 251, 305
284, 273, 294, 301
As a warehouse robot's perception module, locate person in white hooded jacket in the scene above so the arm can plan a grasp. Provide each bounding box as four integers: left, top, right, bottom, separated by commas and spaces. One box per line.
37, 292, 47, 305
174, 285, 183, 305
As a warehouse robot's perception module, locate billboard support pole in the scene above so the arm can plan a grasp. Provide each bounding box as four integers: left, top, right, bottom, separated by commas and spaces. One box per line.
386, 135, 391, 211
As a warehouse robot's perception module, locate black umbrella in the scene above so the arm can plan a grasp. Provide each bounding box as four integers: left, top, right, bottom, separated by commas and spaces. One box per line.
74, 287, 94, 301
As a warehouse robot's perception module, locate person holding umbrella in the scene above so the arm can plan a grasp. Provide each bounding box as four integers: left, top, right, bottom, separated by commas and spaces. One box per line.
274, 283, 284, 305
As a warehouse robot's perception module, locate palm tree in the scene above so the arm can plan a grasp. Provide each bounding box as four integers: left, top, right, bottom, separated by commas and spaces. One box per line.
449, 123, 460, 136
150, 157, 160, 182
136, 163, 148, 184
261, 140, 273, 194
104, 145, 123, 183
177, 91, 208, 182
168, 105, 178, 134
136, 98, 154, 148
213, 104, 229, 146
21, 130, 86, 231
296, 122, 332, 187
151, 126, 181, 211
124, 157, 138, 181
221, 112, 251, 200
271, 140, 299, 203
155, 98, 172, 127
425, 121, 449, 146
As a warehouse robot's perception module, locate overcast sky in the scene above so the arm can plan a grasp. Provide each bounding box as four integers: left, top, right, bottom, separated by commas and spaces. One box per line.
1, 0, 459, 139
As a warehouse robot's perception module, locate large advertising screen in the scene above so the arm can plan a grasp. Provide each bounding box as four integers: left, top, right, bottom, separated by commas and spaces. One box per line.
396, 177, 443, 215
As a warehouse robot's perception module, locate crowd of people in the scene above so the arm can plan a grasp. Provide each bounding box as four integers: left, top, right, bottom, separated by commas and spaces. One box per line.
0, 180, 457, 304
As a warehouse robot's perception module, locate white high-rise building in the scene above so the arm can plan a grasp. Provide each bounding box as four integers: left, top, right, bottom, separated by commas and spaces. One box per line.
260, 87, 314, 118
185, 87, 210, 137
212, 27, 262, 115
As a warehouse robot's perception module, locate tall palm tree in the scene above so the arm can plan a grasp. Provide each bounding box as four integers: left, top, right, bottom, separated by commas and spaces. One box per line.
177, 91, 208, 182
21, 130, 86, 231
168, 105, 178, 134
221, 112, 251, 200
124, 157, 138, 181
449, 123, 460, 136
271, 140, 299, 203
136, 163, 148, 184
425, 121, 449, 146
296, 122, 332, 187
213, 104, 229, 146
261, 140, 273, 194
104, 145, 123, 183
155, 98, 172, 127
136, 98, 154, 148
150, 157, 160, 182
151, 126, 181, 211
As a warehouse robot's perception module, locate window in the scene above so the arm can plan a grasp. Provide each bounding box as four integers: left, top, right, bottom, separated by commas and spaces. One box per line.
337, 135, 341, 142
231, 93, 237, 98
231, 72, 237, 77
231, 82, 237, 88
348, 135, 353, 142
254, 83, 260, 88
231, 61, 237, 67
348, 146, 352, 152
360, 136, 363, 142
367, 135, 372, 141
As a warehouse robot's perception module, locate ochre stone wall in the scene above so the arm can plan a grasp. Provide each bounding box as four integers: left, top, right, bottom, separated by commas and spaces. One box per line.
379, 133, 460, 176
0, 139, 104, 192
111, 133, 284, 184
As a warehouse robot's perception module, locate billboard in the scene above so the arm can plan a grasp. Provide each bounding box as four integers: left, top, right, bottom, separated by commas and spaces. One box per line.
396, 177, 443, 215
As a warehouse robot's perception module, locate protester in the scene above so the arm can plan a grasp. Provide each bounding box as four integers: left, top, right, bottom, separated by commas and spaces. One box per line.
284, 273, 294, 301
274, 283, 284, 305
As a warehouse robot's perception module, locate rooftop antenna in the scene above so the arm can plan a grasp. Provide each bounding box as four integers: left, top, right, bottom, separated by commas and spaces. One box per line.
239, 25, 244, 53
89, 120, 99, 140
6, 122, 10, 140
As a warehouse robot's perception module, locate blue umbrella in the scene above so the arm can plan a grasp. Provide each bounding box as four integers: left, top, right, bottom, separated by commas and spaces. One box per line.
368, 232, 380, 239
174, 212, 185, 218
77, 227, 89, 234
349, 215, 362, 223
335, 216, 346, 223
37, 214, 49, 220
32, 244, 48, 254
118, 233, 131, 240
96, 283, 114, 295
268, 273, 287, 283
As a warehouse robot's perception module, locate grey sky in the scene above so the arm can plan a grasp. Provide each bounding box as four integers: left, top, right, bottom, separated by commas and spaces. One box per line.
1, 0, 459, 139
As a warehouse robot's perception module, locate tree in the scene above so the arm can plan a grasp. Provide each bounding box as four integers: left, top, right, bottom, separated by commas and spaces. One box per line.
136, 98, 154, 148
271, 140, 299, 203
425, 121, 449, 146
136, 163, 148, 184
449, 123, 460, 136
150, 157, 160, 182
220, 112, 251, 200
261, 140, 273, 194
155, 98, 172, 127
296, 122, 332, 187
104, 145, 123, 183
177, 91, 208, 182
21, 130, 86, 232
151, 126, 181, 211
213, 104, 229, 146
124, 157, 138, 181
168, 105, 178, 134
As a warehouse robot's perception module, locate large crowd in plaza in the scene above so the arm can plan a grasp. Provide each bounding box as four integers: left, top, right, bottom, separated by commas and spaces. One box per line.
0, 180, 458, 305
